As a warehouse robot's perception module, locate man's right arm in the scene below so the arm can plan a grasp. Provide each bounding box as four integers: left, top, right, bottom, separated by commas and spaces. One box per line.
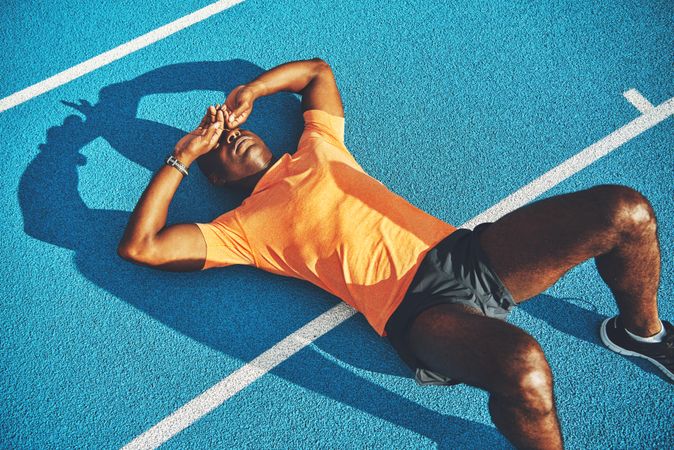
117, 107, 225, 272
225, 58, 343, 128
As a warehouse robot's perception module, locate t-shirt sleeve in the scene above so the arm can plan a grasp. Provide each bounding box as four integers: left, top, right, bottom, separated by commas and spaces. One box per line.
301, 109, 346, 145
195, 210, 255, 270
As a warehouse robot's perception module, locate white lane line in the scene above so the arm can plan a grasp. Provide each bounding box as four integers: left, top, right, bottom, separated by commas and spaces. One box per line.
122, 304, 357, 450
0, 0, 243, 113
123, 94, 674, 449
623, 88, 655, 114
463, 94, 673, 229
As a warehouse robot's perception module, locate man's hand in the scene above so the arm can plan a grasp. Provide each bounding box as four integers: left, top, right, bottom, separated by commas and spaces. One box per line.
174, 105, 226, 163
223, 85, 257, 129
220, 59, 344, 128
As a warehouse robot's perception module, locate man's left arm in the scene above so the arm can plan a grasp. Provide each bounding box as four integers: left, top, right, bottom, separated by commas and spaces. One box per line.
224, 58, 344, 128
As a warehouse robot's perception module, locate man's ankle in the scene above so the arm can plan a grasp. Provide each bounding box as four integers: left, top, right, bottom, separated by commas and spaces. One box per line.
624, 320, 665, 343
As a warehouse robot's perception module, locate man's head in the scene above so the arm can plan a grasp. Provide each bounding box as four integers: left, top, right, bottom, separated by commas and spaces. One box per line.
197, 127, 273, 189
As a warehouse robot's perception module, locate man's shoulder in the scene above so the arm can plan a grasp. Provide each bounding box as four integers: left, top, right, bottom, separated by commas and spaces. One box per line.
302, 109, 345, 144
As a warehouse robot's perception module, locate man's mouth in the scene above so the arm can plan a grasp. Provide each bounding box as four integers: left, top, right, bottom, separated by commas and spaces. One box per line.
233, 136, 252, 155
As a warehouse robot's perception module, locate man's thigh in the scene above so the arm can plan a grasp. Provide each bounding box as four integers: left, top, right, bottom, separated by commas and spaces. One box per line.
478, 185, 626, 301
406, 303, 544, 393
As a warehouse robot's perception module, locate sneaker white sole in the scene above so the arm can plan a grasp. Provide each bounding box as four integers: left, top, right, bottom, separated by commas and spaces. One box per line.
600, 318, 674, 383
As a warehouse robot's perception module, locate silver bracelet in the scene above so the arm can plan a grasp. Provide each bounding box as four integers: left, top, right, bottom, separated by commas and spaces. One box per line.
165, 154, 189, 176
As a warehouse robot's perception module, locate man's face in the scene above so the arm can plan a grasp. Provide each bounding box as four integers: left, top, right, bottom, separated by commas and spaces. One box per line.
198, 128, 273, 186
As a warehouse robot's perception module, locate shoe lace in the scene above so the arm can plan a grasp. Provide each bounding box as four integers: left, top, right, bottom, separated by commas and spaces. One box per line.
662, 333, 674, 363
665, 332, 674, 351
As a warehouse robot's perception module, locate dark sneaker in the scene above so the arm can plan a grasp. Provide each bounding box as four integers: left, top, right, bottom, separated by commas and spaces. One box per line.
600, 316, 674, 383
415, 368, 461, 386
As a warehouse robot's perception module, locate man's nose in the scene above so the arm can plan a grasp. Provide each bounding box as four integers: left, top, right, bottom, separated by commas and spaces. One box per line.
225, 128, 241, 144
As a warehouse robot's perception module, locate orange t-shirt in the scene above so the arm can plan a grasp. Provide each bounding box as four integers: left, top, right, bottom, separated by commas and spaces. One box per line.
196, 110, 456, 335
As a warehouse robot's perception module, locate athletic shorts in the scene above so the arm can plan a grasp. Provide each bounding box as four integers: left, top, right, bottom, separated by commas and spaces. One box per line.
385, 223, 517, 386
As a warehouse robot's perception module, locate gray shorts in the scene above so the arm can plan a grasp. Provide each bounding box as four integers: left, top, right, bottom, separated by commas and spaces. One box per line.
385, 223, 517, 386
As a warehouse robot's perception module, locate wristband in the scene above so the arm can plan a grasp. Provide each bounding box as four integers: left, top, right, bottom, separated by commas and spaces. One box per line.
165, 154, 189, 176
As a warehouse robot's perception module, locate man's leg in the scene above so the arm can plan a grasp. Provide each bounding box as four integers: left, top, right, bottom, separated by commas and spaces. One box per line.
408, 304, 563, 449
405, 184, 663, 448
478, 184, 661, 336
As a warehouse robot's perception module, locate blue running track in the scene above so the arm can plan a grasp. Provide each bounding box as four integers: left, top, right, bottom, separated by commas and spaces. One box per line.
1, 0, 672, 448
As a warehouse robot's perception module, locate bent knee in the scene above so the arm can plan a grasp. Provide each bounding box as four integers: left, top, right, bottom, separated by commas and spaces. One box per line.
498, 339, 555, 414
589, 185, 657, 237
511, 367, 555, 415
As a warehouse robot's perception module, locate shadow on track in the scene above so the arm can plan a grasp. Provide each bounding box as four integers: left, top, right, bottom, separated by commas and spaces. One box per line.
18, 60, 507, 447
521, 294, 669, 383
